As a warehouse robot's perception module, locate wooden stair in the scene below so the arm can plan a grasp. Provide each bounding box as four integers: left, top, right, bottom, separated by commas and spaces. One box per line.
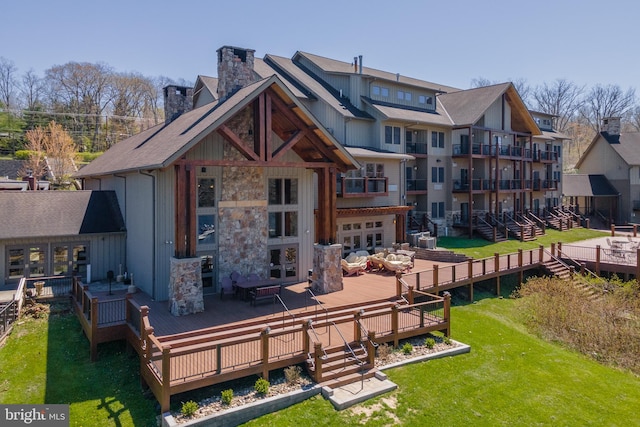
542, 259, 572, 281
307, 342, 376, 388
474, 220, 507, 242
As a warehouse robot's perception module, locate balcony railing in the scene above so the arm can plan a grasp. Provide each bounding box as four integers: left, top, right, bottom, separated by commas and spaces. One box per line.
533, 150, 558, 162
452, 143, 527, 158
406, 179, 428, 192
406, 142, 428, 155
337, 177, 388, 197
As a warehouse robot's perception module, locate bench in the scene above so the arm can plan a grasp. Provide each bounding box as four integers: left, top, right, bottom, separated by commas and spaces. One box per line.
249, 285, 281, 306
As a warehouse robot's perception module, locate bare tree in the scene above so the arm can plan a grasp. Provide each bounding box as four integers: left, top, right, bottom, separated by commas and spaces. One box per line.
108, 72, 157, 145
20, 69, 45, 110
580, 84, 636, 132
0, 57, 18, 109
470, 76, 531, 106
532, 79, 585, 132
44, 62, 115, 150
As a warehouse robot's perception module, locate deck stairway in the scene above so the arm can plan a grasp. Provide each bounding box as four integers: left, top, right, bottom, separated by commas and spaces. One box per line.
504, 216, 538, 242
541, 258, 572, 281
474, 216, 507, 242
306, 341, 375, 388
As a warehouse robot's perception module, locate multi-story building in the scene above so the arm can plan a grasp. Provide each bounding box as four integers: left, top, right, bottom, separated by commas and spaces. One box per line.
221, 50, 568, 247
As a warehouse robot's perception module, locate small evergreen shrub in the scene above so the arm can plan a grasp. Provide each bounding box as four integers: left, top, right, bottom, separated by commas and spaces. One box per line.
424, 337, 436, 349
14, 150, 32, 160
284, 365, 302, 384
401, 342, 413, 355
221, 389, 233, 405
254, 378, 270, 395
181, 400, 198, 417
444, 336, 452, 345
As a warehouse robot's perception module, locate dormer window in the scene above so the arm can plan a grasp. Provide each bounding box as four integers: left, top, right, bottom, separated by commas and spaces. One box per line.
418, 95, 433, 106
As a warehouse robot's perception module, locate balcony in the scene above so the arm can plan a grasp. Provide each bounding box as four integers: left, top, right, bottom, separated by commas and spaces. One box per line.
452, 179, 494, 192
533, 150, 558, 163
406, 142, 428, 156
406, 179, 428, 194
532, 179, 558, 191
452, 143, 528, 159
337, 177, 388, 198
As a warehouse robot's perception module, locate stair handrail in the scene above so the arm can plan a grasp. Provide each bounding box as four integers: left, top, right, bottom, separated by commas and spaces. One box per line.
328, 320, 365, 367
355, 316, 378, 350
306, 287, 330, 328
555, 246, 607, 284
306, 319, 328, 361
525, 211, 546, 231
274, 294, 297, 327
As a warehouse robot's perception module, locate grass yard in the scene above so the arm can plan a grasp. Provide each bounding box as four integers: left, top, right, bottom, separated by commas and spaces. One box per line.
0, 300, 157, 427
437, 227, 607, 259
245, 287, 640, 426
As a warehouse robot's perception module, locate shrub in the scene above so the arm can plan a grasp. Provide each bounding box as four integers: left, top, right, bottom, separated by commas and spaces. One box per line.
181, 400, 198, 417
443, 336, 452, 345
401, 342, 413, 355
254, 378, 270, 395
424, 337, 436, 349
221, 389, 233, 405
284, 365, 302, 385
377, 343, 392, 361
14, 150, 32, 160
76, 151, 103, 163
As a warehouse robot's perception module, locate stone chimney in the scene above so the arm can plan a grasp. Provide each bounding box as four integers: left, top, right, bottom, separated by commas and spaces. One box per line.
217, 46, 256, 101
164, 85, 193, 124
601, 117, 621, 136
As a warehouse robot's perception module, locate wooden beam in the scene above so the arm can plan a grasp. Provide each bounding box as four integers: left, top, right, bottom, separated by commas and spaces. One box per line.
217, 124, 260, 161
272, 130, 305, 161
265, 93, 272, 162
175, 159, 331, 169
254, 94, 265, 160
187, 164, 197, 258
174, 164, 187, 258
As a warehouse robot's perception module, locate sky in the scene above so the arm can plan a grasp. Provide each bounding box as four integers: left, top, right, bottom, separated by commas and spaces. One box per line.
2, 0, 639, 93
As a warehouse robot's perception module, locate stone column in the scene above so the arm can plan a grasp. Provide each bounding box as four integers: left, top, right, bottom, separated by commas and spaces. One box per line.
168, 257, 204, 316
311, 244, 343, 294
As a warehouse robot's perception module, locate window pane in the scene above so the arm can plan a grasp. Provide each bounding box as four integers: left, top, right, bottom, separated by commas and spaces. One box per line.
397, 91, 404, 100
376, 164, 384, 178
54, 246, 67, 263
439, 167, 444, 183
432, 167, 437, 182
8, 248, 24, 279
405, 92, 412, 101
381, 87, 389, 97
269, 179, 282, 205
269, 212, 282, 238
353, 235, 361, 250
432, 202, 437, 218
375, 233, 382, 246
198, 214, 216, 244
439, 132, 445, 148
439, 202, 445, 217
372, 85, 380, 95
30, 247, 45, 265
73, 246, 87, 262
393, 127, 401, 145
284, 179, 297, 204
385, 126, 392, 144
284, 211, 298, 237
419, 95, 426, 104
198, 178, 215, 207
270, 249, 282, 278
431, 131, 438, 147
54, 264, 68, 276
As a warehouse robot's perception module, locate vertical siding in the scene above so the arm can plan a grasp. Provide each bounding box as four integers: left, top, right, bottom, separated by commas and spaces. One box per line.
154, 168, 174, 301
484, 98, 504, 129
123, 172, 156, 298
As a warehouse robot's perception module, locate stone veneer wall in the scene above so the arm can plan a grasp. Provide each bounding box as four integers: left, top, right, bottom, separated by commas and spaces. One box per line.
168, 257, 204, 316
217, 106, 269, 280
311, 244, 343, 294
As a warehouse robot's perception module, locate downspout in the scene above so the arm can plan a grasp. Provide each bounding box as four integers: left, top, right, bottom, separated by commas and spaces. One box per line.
140, 170, 157, 300
114, 174, 128, 276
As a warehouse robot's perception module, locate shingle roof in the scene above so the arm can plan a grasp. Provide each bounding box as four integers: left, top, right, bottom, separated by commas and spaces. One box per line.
0, 159, 25, 179
264, 54, 373, 120
361, 97, 453, 127
0, 190, 125, 239
74, 75, 359, 177
295, 51, 460, 94
607, 132, 640, 165
562, 174, 619, 197
253, 58, 309, 100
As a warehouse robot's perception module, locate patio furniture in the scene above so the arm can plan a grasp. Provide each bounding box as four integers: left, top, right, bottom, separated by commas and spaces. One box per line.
235, 279, 281, 301
341, 257, 366, 276
249, 284, 281, 306
220, 277, 234, 299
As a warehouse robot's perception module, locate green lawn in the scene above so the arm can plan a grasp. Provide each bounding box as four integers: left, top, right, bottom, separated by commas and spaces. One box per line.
437, 228, 607, 259
245, 289, 640, 426
0, 301, 157, 426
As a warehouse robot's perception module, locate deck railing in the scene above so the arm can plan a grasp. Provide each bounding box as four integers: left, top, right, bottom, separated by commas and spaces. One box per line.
0, 278, 24, 341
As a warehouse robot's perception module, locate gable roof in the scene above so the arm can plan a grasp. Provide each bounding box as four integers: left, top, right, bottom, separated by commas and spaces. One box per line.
575, 132, 640, 169
562, 174, 619, 197
438, 83, 540, 134
75, 75, 358, 177
0, 190, 125, 239
0, 159, 25, 179
193, 75, 218, 106
294, 51, 460, 94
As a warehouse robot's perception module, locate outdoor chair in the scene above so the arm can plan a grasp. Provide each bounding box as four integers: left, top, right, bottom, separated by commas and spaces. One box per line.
220, 277, 234, 299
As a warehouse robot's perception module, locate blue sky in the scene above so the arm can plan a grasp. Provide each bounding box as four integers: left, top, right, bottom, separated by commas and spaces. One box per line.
2, 0, 638, 91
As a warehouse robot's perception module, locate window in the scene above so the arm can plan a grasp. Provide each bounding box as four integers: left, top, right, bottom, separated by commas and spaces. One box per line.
384, 126, 401, 144
381, 87, 389, 97
431, 131, 444, 148
268, 178, 298, 238
372, 85, 380, 96
365, 163, 384, 178
197, 178, 216, 246
397, 90, 412, 101
431, 202, 445, 218
431, 167, 444, 183
419, 95, 433, 105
